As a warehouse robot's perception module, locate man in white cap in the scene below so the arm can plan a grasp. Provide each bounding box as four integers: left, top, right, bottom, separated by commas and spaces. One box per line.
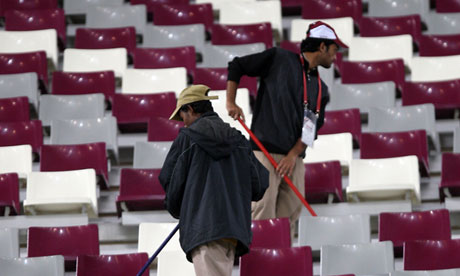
226, 21, 348, 237
159, 85, 268, 276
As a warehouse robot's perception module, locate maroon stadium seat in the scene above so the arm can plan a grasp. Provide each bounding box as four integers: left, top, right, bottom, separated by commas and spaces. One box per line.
302, 0, 362, 22
404, 239, 460, 270
0, 120, 43, 154
304, 161, 343, 203
193, 68, 258, 98
280, 40, 300, 53
251, 218, 291, 249
359, 15, 422, 45
318, 109, 362, 146
439, 153, 460, 201
212, 23, 273, 49
0, 0, 57, 17
419, 34, 460, 56
130, 0, 189, 13
147, 117, 183, 142
152, 4, 213, 34
75, 27, 137, 55
76, 253, 149, 276
0, 97, 29, 122
0, 51, 49, 89
436, 0, 460, 13
0, 173, 20, 216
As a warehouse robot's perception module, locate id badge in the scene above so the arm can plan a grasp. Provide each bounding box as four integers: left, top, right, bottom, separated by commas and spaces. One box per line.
301, 108, 317, 148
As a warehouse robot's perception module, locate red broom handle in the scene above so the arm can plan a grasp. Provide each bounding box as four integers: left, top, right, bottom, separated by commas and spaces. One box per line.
237, 118, 317, 217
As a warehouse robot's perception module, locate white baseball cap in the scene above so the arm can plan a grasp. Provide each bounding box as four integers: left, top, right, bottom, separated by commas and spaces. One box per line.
306, 21, 348, 48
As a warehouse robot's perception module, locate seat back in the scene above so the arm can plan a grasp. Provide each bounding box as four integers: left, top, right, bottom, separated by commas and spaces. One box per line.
0, 255, 65, 276
51, 71, 115, 101
301, 0, 362, 22
455, 127, 460, 153
63, 0, 123, 15
304, 133, 353, 166
291, 17, 353, 46
404, 239, 460, 270
86, 5, 147, 34
148, 117, 183, 141
0, 145, 32, 177
360, 15, 422, 44
76, 253, 149, 276
411, 55, 460, 82
0, 227, 19, 258
39, 94, 105, 126
193, 68, 257, 98
0, 97, 29, 122
318, 109, 361, 145
368, 0, 429, 18
437, 0, 460, 12
201, 43, 265, 68
299, 214, 371, 251
0, 173, 20, 215
122, 68, 187, 97
0, 73, 39, 107
0, 0, 57, 16
304, 161, 343, 203
402, 80, 460, 112
391, 270, 459, 276
425, 13, 460, 35
138, 223, 181, 256
131, 0, 189, 12
63, 48, 128, 78
133, 141, 173, 169
152, 4, 213, 34
251, 218, 291, 249
0, 120, 43, 154
440, 153, 460, 200
143, 24, 205, 54
212, 23, 273, 49
419, 34, 460, 56
157, 250, 194, 276
75, 27, 136, 55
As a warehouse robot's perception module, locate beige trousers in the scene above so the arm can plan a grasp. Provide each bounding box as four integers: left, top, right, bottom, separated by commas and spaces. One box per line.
191, 239, 236, 276
252, 150, 305, 238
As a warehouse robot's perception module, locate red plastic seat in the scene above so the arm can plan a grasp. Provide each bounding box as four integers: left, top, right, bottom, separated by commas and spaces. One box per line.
132, 47, 196, 80
402, 80, 460, 119
52, 71, 116, 102
40, 143, 109, 189
28, 224, 100, 269
0, 173, 20, 216
0, 120, 43, 154
340, 59, 405, 91
379, 209, 451, 256
152, 4, 213, 34
147, 117, 183, 141
280, 40, 300, 53
0, 97, 30, 122
404, 239, 460, 270
76, 253, 149, 276
212, 23, 273, 49
193, 67, 258, 98
281, 0, 302, 15
359, 15, 422, 45
436, 0, 460, 12
130, 0, 189, 13
240, 246, 313, 276
251, 218, 291, 249
304, 161, 343, 203
75, 27, 136, 55
318, 109, 361, 146
116, 168, 165, 217
419, 34, 460, 57
439, 153, 460, 201
0, 51, 48, 89
301, 0, 362, 22
5, 9, 66, 47
0, 0, 57, 17
360, 130, 429, 177
112, 92, 176, 132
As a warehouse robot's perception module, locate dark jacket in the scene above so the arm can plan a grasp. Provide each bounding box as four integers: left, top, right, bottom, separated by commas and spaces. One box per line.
228, 47, 330, 156
159, 112, 269, 262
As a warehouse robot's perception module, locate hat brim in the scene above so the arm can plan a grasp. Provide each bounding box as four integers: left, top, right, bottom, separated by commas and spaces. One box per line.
168, 95, 219, 121
334, 38, 348, 49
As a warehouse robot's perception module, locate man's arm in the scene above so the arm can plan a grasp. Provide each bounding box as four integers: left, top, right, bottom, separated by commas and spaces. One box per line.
276, 139, 307, 178
226, 80, 245, 121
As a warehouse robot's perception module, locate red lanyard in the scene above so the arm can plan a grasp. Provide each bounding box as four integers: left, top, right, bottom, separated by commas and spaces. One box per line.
299, 54, 322, 114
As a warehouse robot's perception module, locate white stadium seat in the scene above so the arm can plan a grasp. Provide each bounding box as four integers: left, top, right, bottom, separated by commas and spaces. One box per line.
122, 68, 187, 97
63, 48, 128, 78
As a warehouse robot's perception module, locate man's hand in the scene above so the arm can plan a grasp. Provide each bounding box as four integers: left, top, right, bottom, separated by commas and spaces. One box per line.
226, 102, 245, 121
276, 154, 296, 178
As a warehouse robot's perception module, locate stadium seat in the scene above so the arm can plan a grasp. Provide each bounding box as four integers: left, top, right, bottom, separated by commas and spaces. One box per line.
131, 0, 189, 13
122, 68, 187, 97
0, 30, 58, 67
138, 223, 181, 256
419, 34, 460, 56
439, 153, 460, 201
346, 156, 421, 204
193, 68, 258, 99
152, 4, 213, 34
157, 250, 194, 276
404, 239, 460, 270
50, 117, 118, 159
349, 35, 413, 68
455, 128, 460, 153
367, 0, 429, 19
0, 97, 29, 122
368, 104, 439, 153
340, 59, 405, 91
301, 0, 362, 23
0, 73, 39, 109
320, 241, 394, 275
24, 169, 98, 218
147, 117, 183, 141
359, 15, 422, 45
391, 271, 459, 276
132, 47, 196, 80
240, 246, 313, 276
116, 168, 165, 217
63, 0, 123, 15
280, 40, 300, 53
4, 9, 66, 48
112, 92, 176, 131
425, 13, 460, 35
63, 48, 128, 78
0, 255, 65, 276
436, 0, 460, 12
219, 1, 283, 40
304, 161, 343, 203
200, 43, 266, 68
298, 214, 371, 251
379, 209, 451, 255
133, 141, 173, 169
361, 130, 429, 176
27, 224, 99, 267
318, 109, 362, 146
0, 52, 48, 89
0, 227, 19, 258
0, 145, 32, 178
39, 94, 105, 127
40, 143, 109, 189
411, 55, 460, 82
86, 5, 147, 35
304, 133, 354, 166
0, 0, 57, 17
402, 80, 460, 119
143, 24, 206, 54
51, 71, 116, 102
75, 27, 136, 55
290, 17, 354, 47
0, 121, 43, 154
212, 23, 273, 49
251, 218, 291, 249
0, 173, 20, 216
76, 253, 149, 276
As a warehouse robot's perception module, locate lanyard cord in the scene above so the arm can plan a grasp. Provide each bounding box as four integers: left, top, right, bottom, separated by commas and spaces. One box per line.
299, 54, 322, 114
